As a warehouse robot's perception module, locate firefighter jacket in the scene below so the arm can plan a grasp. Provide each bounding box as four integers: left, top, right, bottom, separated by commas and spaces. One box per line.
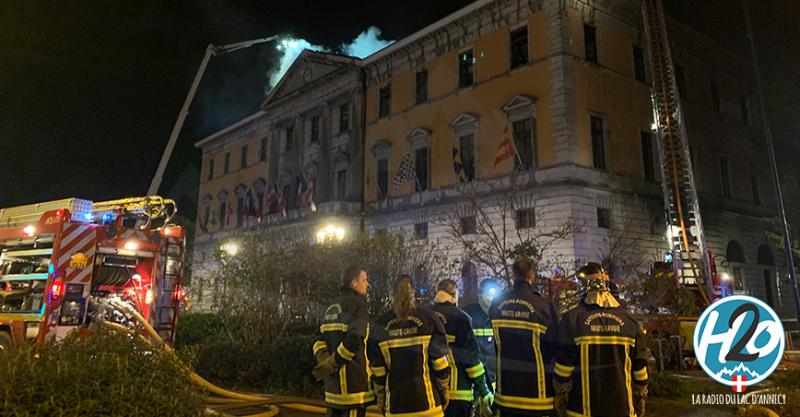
431, 300, 491, 403
462, 302, 497, 386
369, 306, 451, 417
554, 302, 649, 417
489, 280, 559, 415
312, 287, 374, 408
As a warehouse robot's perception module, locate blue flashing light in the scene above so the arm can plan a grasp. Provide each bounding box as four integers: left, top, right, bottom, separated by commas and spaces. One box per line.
48, 264, 54, 275
663, 252, 673, 263
84, 213, 93, 221
102, 213, 114, 224
419, 287, 426, 295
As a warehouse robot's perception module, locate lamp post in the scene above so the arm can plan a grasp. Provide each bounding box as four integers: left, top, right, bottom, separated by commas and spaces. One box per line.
218, 241, 240, 301
316, 223, 347, 243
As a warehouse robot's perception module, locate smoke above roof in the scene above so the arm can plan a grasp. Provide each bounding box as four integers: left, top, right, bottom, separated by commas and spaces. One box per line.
266, 26, 393, 92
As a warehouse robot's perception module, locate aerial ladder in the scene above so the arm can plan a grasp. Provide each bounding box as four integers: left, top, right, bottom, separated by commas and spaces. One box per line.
642, 0, 715, 306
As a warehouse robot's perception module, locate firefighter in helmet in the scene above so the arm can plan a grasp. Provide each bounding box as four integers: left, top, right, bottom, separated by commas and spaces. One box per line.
463, 278, 501, 390
490, 258, 559, 416
553, 262, 649, 417
312, 265, 374, 417
431, 279, 493, 417
369, 276, 451, 417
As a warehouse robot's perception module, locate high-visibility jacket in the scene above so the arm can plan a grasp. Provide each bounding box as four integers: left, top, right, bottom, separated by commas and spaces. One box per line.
489, 280, 559, 415
462, 302, 496, 386
554, 302, 648, 417
313, 287, 374, 408
369, 307, 451, 417
431, 301, 490, 403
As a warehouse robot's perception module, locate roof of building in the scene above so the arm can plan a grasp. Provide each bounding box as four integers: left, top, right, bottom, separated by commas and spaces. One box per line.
194, 110, 266, 149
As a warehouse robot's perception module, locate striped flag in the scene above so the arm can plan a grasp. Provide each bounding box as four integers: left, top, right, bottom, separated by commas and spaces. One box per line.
392, 151, 416, 189
305, 177, 317, 212
452, 145, 466, 182
494, 125, 518, 168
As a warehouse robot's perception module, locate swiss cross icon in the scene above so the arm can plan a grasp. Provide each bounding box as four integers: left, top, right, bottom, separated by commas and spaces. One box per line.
731, 375, 747, 392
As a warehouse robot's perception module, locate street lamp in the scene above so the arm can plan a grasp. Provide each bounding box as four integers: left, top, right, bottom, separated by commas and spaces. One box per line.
316, 223, 347, 243
220, 242, 239, 257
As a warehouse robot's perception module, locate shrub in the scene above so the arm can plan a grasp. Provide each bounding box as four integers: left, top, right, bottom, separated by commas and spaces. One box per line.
0, 329, 205, 417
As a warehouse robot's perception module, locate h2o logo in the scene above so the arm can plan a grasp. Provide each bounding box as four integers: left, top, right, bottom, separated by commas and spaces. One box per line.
694, 295, 785, 390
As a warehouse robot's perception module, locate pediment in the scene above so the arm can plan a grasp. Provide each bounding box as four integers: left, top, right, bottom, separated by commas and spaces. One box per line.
263, 50, 358, 108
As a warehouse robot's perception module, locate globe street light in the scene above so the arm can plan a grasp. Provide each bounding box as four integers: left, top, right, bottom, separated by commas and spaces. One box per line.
317, 223, 347, 243
220, 242, 239, 257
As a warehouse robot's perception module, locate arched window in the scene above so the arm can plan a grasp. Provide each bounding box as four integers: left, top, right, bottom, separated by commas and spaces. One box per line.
726, 240, 746, 291
726, 240, 746, 263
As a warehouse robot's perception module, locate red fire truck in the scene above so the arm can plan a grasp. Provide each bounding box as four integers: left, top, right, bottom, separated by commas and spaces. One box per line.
0, 196, 186, 351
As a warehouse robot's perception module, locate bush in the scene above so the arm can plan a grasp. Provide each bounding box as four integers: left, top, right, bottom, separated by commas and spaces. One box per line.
176, 313, 318, 397
0, 329, 205, 417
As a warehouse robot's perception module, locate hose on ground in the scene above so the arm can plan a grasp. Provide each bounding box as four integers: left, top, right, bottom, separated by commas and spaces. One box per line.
101, 301, 381, 417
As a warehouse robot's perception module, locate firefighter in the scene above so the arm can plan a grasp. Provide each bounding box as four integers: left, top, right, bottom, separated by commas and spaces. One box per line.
431, 279, 494, 417
369, 276, 451, 417
312, 265, 374, 417
490, 258, 559, 417
463, 278, 501, 390
553, 262, 649, 417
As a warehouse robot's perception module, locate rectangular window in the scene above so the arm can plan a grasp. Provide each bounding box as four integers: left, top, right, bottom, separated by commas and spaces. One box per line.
633, 45, 646, 82
515, 208, 535, 229
415, 147, 430, 192
310, 116, 320, 142
339, 104, 350, 132
240, 144, 248, 169
510, 26, 529, 69
379, 85, 391, 118
513, 118, 534, 170
260, 137, 267, 161
207, 158, 214, 181
377, 158, 389, 199
415, 69, 429, 104
751, 175, 761, 204
740, 96, 750, 125
641, 131, 655, 181
223, 152, 230, 174
711, 82, 720, 114
675, 65, 687, 99
584, 23, 598, 63
285, 126, 294, 151
590, 115, 606, 169
460, 216, 477, 235
720, 156, 731, 197
336, 170, 347, 200
597, 207, 611, 229
459, 134, 475, 181
414, 222, 429, 239
458, 49, 474, 89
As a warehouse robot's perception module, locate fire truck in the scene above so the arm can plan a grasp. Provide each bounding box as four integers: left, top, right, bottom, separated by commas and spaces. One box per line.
0, 196, 186, 351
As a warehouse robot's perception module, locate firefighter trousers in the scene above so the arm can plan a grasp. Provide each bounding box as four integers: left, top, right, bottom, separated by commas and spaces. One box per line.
444, 401, 472, 417
327, 406, 367, 417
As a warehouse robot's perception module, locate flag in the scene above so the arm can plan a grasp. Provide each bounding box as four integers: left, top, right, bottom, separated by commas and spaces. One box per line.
305, 177, 317, 212
393, 151, 416, 189
295, 176, 305, 208
225, 197, 235, 228
277, 184, 287, 218
265, 182, 278, 208
452, 142, 466, 182
494, 125, 518, 168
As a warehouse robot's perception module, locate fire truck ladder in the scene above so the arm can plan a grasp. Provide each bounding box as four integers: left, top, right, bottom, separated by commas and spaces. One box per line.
643, 0, 712, 305
92, 196, 177, 230
154, 233, 185, 344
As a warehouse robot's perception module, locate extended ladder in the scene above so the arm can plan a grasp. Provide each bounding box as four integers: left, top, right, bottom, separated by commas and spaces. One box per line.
153, 232, 185, 345
643, 0, 712, 305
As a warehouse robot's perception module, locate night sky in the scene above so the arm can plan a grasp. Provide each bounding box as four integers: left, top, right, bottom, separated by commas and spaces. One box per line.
1, 1, 798, 217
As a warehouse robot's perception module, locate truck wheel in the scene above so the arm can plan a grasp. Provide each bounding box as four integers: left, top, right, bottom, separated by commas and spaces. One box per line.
0, 331, 14, 353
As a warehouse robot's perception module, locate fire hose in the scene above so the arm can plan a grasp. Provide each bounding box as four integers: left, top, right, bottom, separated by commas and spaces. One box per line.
99, 300, 381, 417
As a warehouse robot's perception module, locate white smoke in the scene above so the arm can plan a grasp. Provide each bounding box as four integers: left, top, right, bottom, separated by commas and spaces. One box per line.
340, 26, 393, 58
265, 27, 394, 92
